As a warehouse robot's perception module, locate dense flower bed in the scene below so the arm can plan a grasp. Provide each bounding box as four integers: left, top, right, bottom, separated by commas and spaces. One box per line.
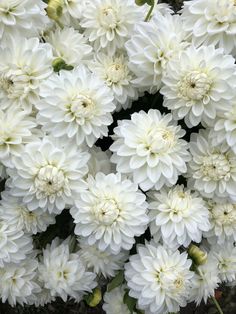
0, 1, 235, 314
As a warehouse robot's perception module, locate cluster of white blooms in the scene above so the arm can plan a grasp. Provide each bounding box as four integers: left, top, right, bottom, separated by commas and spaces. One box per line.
0, 0, 236, 313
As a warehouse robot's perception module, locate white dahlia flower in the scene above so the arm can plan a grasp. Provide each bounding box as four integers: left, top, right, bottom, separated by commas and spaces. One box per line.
0, 191, 55, 235
31, 288, 55, 308
45, 27, 92, 67
0, 220, 32, 267
210, 243, 236, 283
0, 108, 39, 168
80, 0, 143, 53
70, 172, 149, 253
110, 109, 190, 191
210, 102, 236, 153
148, 185, 210, 249
78, 238, 128, 278
189, 258, 220, 305
0, 259, 40, 306
182, 0, 236, 55
8, 137, 89, 214
161, 45, 236, 127
187, 129, 236, 199
38, 237, 97, 302
125, 12, 188, 93
125, 243, 193, 314
103, 285, 134, 314
204, 198, 236, 244
0, 36, 53, 112
0, 0, 49, 41
36, 66, 115, 147
89, 50, 138, 111
87, 147, 112, 177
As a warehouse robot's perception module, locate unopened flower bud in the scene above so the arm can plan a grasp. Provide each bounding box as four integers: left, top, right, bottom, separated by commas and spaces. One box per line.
84, 288, 102, 307
52, 58, 74, 72
188, 244, 208, 266
146, 0, 155, 5
135, 0, 147, 6
46, 0, 63, 22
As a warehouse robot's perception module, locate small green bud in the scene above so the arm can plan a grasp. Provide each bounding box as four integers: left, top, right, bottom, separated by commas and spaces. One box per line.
46, 0, 63, 22
146, 0, 155, 5
135, 0, 147, 6
52, 58, 74, 72
188, 244, 208, 266
84, 288, 102, 307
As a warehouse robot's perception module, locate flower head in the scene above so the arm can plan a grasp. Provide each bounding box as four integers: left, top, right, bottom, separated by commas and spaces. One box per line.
38, 237, 97, 302
0, 220, 33, 267
0, 36, 53, 112
211, 102, 236, 153
148, 185, 210, 249
126, 12, 188, 93
0, 259, 40, 306
0, 108, 39, 167
187, 129, 236, 199
204, 198, 236, 244
0, 0, 49, 41
0, 191, 55, 234
103, 285, 133, 314
182, 0, 236, 55
70, 172, 149, 253
45, 27, 92, 67
8, 137, 89, 214
111, 109, 190, 191
189, 257, 220, 305
36, 65, 115, 147
210, 243, 236, 283
89, 50, 138, 111
78, 238, 128, 278
125, 243, 193, 314
81, 0, 143, 53
161, 45, 236, 127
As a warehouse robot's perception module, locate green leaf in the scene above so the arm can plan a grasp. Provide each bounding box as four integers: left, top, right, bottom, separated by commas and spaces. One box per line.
107, 271, 124, 292
123, 290, 137, 313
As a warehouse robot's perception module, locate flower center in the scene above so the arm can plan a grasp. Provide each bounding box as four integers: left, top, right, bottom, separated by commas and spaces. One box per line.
106, 63, 126, 85
94, 198, 120, 225
69, 94, 95, 121
174, 277, 184, 290
178, 71, 212, 102
146, 128, 176, 154
170, 201, 190, 217
99, 6, 118, 29
200, 153, 231, 181
35, 165, 66, 196
212, 203, 236, 226
0, 130, 13, 145
0, 71, 31, 101
0, 74, 14, 95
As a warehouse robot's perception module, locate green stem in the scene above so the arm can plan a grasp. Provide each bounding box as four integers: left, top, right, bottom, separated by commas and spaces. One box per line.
144, 1, 155, 22
211, 296, 224, 314
56, 19, 63, 29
